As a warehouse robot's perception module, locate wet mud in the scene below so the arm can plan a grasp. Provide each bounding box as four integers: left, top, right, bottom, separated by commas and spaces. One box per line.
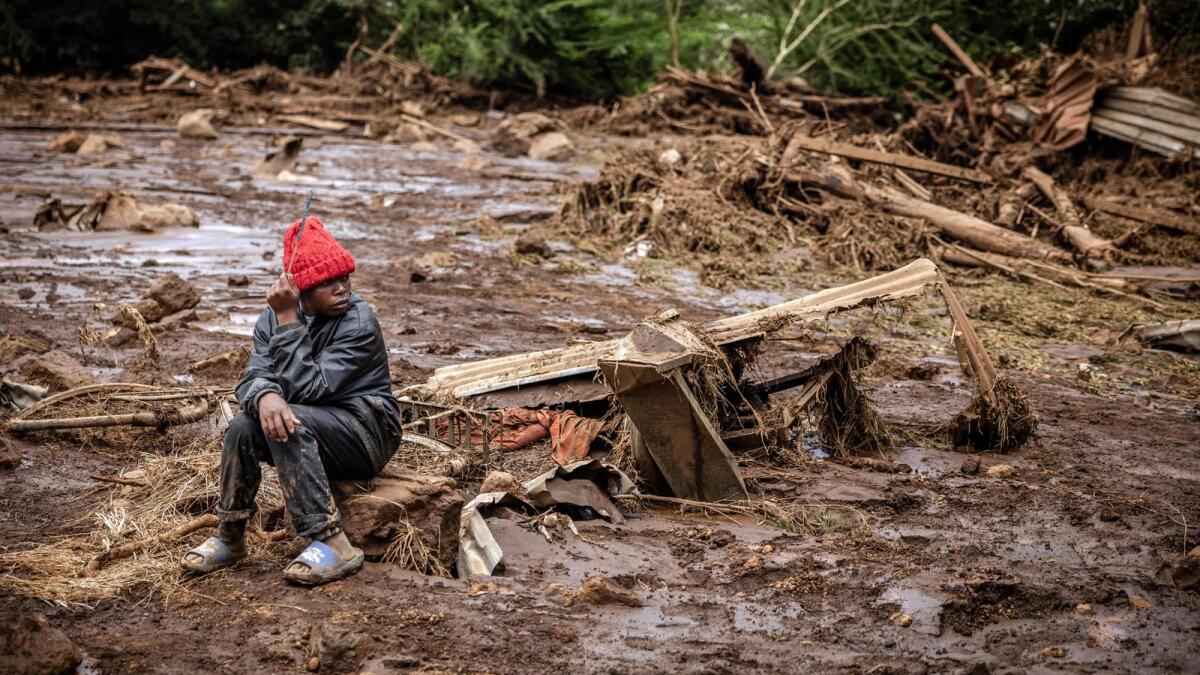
2, 121, 1199, 673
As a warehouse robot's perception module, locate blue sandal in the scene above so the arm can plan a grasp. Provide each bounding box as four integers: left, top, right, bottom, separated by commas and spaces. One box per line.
283, 540, 364, 586
180, 536, 246, 574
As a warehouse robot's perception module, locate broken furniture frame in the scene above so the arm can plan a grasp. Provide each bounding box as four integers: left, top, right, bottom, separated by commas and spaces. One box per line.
418, 258, 1025, 500
394, 397, 495, 461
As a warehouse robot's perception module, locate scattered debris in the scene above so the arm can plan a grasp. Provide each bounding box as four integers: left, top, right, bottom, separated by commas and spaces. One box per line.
1, 379, 48, 411
47, 130, 85, 152
1132, 320, 1200, 353
275, 114, 349, 133
35, 192, 198, 233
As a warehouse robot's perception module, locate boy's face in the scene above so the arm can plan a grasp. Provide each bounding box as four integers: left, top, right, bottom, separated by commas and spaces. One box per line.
301, 274, 352, 316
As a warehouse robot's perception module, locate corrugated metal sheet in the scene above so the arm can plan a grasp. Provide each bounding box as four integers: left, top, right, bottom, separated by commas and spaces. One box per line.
1091, 86, 1200, 158
423, 259, 942, 399
1032, 58, 1098, 151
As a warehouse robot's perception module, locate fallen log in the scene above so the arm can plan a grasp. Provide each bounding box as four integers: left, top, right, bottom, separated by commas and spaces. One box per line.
7, 401, 211, 433
1084, 197, 1200, 237
783, 134, 993, 184
793, 160, 1071, 262
86, 514, 218, 572
1022, 166, 1114, 259
937, 244, 1160, 307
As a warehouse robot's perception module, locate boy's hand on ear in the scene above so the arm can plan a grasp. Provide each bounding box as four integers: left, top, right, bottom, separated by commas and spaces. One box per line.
258, 392, 300, 442
267, 272, 300, 324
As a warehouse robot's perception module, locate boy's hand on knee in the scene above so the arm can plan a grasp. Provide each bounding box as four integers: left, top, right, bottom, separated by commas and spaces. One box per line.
258, 392, 301, 442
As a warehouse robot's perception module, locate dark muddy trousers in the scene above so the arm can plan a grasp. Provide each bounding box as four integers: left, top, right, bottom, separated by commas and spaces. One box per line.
218, 405, 384, 539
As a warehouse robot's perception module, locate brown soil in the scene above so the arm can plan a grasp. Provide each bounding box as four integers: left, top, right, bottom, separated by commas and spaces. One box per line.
1, 87, 1199, 674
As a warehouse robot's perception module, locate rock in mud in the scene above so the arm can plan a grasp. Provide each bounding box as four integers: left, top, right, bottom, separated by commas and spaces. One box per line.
513, 232, 551, 258
307, 623, 385, 674
0, 436, 23, 469
960, 455, 981, 475
0, 608, 82, 675
559, 575, 643, 607
332, 474, 463, 568
75, 133, 125, 155
189, 347, 249, 382
1170, 545, 1200, 591
18, 350, 96, 392
527, 131, 573, 161
0, 333, 51, 362
490, 112, 557, 157
177, 109, 220, 139
47, 130, 86, 153
147, 273, 201, 314
480, 470, 523, 497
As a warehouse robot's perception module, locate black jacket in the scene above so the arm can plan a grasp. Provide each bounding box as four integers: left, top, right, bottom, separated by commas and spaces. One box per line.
235, 293, 401, 462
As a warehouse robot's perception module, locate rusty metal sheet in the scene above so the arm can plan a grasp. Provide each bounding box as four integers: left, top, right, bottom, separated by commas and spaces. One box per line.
1033, 58, 1097, 151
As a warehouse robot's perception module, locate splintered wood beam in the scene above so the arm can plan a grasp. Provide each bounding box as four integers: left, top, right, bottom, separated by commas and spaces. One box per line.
784, 134, 993, 184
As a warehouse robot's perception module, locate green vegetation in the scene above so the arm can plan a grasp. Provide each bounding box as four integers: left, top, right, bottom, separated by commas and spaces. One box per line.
2, 1, 1197, 99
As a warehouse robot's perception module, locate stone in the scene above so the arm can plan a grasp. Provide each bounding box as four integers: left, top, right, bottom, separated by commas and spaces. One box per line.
19, 350, 96, 392
527, 131, 573, 161
960, 455, 981, 475
0, 608, 82, 675
189, 347, 249, 383
178, 109, 219, 139
0, 436, 22, 470
113, 298, 166, 327
47, 130, 86, 153
1170, 545, 1200, 591
228, 275, 250, 287
1075, 603, 1094, 615
147, 273, 201, 314
658, 148, 682, 166
480, 470, 523, 497
490, 112, 556, 157
75, 133, 125, 155
156, 308, 198, 331
332, 473, 464, 570
513, 233, 551, 258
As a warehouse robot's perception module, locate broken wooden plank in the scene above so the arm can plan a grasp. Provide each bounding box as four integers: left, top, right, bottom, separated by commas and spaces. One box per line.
599, 359, 748, 502
783, 134, 993, 184
1084, 197, 1200, 236
274, 114, 350, 132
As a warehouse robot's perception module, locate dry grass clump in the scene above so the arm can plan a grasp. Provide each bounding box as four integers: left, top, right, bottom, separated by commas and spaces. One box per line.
0, 433, 282, 606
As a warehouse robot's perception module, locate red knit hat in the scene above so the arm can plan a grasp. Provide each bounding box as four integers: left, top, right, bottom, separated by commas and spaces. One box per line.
282, 216, 356, 291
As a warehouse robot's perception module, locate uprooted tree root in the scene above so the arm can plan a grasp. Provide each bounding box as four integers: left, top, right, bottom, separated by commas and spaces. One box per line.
947, 376, 1038, 452
382, 520, 451, 578
814, 340, 892, 457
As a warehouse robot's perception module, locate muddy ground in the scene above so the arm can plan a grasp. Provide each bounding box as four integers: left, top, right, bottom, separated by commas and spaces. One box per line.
1, 110, 1199, 674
